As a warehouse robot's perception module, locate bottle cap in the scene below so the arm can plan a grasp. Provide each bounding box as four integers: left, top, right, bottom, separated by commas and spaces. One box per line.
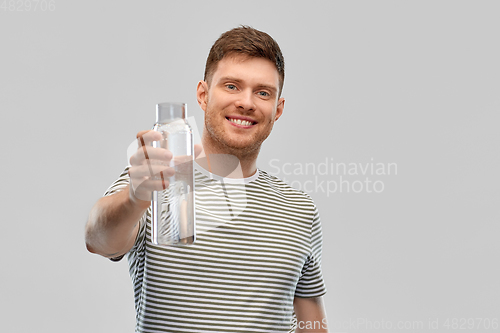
156, 102, 187, 123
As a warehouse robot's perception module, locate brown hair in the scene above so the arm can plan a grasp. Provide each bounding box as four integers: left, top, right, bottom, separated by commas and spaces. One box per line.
204, 26, 285, 96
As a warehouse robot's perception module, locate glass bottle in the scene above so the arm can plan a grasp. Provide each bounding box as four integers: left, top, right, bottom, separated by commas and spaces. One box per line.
151, 102, 195, 245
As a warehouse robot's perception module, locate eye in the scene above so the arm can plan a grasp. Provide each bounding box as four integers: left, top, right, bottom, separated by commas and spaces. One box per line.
226, 84, 237, 90
258, 91, 270, 97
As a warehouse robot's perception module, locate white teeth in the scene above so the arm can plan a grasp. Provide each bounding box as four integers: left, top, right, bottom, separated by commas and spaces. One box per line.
229, 118, 253, 126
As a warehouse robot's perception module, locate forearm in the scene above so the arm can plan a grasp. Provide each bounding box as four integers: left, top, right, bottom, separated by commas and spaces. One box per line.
294, 296, 329, 333
85, 185, 149, 258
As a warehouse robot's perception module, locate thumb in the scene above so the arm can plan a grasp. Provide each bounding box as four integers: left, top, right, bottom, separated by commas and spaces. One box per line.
194, 144, 203, 159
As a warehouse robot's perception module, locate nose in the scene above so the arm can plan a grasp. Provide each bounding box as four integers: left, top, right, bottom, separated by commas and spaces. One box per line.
234, 90, 255, 111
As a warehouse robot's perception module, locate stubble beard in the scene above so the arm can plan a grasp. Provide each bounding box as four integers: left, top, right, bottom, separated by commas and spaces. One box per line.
203, 105, 273, 160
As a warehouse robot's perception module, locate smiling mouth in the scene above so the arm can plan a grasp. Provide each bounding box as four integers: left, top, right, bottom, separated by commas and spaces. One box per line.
226, 117, 256, 126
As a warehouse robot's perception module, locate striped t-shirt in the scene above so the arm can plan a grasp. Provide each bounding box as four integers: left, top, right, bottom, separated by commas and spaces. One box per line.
105, 166, 326, 333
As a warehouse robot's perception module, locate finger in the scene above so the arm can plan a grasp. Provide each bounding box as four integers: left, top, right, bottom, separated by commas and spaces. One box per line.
129, 164, 175, 179
129, 130, 165, 167
130, 146, 173, 166
171, 154, 194, 165
130, 167, 172, 194
136, 130, 163, 145
130, 180, 171, 201
170, 155, 195, 175
133, 179, 170, 191
136, 131, 163, 170
194, 144, 203, 159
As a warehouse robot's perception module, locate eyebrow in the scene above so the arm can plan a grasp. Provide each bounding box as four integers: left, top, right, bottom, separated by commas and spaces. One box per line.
219, 76, 278, 94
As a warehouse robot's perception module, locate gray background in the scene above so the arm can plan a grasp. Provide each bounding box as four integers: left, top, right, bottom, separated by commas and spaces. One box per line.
1, 1, 499, 332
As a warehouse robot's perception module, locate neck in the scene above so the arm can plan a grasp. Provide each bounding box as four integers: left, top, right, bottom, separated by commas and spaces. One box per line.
199, 135, 259, 178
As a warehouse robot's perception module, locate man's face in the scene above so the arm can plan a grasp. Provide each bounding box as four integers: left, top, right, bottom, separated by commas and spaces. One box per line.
197, 55, 285, 157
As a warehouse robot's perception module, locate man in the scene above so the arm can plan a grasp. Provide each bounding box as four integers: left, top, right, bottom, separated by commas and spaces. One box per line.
86, 26, 328, 333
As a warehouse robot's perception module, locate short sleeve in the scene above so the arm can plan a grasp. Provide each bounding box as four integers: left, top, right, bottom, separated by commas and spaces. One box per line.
294, 204, 327, 297
104, 167, 132, 197
104, 166, 147, 261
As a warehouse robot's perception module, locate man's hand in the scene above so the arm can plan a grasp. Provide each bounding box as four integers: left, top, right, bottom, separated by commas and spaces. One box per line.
86, 130, 174, 257
128, 130, 203, 203
86, 130, 202, 258
128, 130, 174, 203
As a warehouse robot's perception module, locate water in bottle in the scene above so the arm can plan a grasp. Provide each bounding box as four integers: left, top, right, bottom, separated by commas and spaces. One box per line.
151, 102, 195, 245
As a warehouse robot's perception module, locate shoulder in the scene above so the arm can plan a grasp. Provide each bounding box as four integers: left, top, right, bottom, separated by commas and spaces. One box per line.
255, 169, 317, 210
256, 169, 312, 197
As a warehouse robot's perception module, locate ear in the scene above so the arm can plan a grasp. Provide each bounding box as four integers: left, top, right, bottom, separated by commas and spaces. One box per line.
196, 80, 209, 112
274, 97, 285, 121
